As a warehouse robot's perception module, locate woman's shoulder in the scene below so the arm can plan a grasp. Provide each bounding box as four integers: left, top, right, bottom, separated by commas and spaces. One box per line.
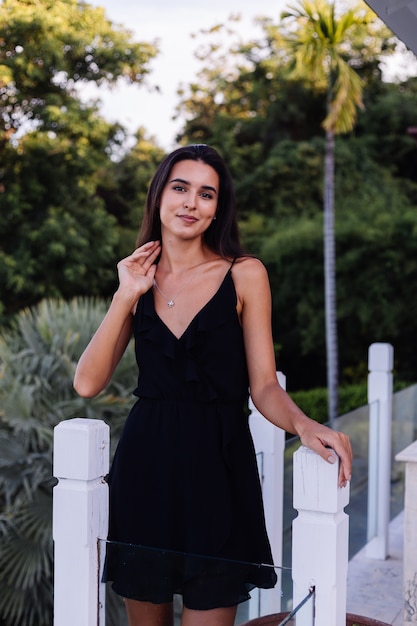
230, 256, 270, 305
232, 255, 268, 279
229, 256, 271, 319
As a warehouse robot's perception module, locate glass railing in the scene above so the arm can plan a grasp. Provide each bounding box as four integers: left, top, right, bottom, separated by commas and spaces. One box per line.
391, 383, 417, 517
98, 540, 302, 626
339, 400, 381, 552
97, 384, 417, 626
281, 383, 417, 608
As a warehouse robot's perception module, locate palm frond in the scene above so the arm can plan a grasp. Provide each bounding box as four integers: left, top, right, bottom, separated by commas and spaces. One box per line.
0, 490, 53, 625
0, 576, 53, 626
281, 0, 367, 134
324, 56, 365, 132
0, 297, 137, 626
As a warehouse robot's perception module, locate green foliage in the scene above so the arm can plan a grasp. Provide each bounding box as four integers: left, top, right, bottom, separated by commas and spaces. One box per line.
0, 125, 121, 315
0, 0, 157, 138
357, 77, 417, 182
175, 9, 396, 218
0, 298, 137, 626
88, 9, 417, 390
281, 0, 373, 133
290, 383, 368, 424
237, 138, 325, 223
255, 134, 417, 388
2, 0, 417, 394
0, 0, 159, 323
290, 379, 412, 424
97, 129, 166, 255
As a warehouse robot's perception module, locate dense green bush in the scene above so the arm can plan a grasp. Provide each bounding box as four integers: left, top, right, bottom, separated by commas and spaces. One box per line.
290, 384, 368, 424
290, 380, 412, 425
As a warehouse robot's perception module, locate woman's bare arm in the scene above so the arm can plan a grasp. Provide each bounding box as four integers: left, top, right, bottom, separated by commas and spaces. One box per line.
73, 241, 161, 397
234, 258, 352, 488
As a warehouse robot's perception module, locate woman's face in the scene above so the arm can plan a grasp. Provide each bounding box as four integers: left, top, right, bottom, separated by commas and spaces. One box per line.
159, 159, 219, 242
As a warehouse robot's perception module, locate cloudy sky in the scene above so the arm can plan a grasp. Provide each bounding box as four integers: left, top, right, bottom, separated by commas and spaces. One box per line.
86, 1, 417, 150
87, 0, 288, 149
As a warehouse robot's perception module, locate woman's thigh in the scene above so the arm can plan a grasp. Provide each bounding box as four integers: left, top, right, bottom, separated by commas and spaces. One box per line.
125, 599, 174, 626
181, 605, 237, 626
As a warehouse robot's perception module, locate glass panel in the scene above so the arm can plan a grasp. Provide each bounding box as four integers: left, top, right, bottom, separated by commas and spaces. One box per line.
98, 540, 295, 626
336, 401, 379, 553
391, 383, 417, 519
280, 382, 417, 610
392, 383, 417, 457
281, 437, 298, 613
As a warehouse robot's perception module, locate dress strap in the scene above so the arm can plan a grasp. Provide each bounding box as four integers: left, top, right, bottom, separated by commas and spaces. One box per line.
230, 257, 238, 270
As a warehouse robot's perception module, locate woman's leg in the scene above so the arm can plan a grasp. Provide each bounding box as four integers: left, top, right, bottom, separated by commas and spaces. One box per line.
125, 599, 174, 626
181, 606, 237, 626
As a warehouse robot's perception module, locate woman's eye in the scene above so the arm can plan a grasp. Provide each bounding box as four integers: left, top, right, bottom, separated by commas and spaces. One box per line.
173, 185, 185, 192
201, 192, 213, 199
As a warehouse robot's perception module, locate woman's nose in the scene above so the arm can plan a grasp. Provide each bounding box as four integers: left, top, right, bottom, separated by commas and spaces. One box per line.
184, 193, 196, 209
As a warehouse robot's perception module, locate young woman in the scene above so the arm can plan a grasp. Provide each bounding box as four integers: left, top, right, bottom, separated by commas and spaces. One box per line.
74, 144, 352, 626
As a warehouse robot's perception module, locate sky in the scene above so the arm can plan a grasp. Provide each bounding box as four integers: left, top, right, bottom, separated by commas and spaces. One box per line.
86, 0, 417, 151
87, 0, 288, 150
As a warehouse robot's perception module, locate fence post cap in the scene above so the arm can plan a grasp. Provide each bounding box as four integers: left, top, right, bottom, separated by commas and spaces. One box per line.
396, 440, 417, 463
293, 446, 350, 512
53, 418, 110, 480
368, 343, 394, 372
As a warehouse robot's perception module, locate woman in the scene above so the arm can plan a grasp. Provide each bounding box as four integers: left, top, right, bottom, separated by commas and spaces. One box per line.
74, 144, 352, 626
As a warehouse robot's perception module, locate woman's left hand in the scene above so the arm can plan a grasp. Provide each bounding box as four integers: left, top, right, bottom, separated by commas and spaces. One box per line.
298, 421, 353, 488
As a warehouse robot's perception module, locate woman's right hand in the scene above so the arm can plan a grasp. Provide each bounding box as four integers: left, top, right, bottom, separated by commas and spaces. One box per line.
116, 241, 161, 300
73, 241, 161, 397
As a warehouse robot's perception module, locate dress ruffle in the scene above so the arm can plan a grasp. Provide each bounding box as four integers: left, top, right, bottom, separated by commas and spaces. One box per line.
133, 271, 247, 403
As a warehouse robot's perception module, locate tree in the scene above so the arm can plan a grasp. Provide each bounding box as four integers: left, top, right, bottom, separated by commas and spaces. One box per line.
0, 0, 157, 143
172, 8, 417, 389
0, 298, 137, 626
97, 129, 166, 255
0, 0, 159, 322
280, 0, 391, 422
259, 136, 417, 389
356, 76, 417, 182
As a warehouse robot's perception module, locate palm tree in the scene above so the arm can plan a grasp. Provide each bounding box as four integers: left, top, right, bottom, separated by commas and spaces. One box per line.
0, 298, 136, 626
281, 0, 370, 423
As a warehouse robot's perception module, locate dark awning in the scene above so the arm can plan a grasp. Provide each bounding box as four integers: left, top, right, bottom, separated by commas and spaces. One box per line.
365, 0, 417, 55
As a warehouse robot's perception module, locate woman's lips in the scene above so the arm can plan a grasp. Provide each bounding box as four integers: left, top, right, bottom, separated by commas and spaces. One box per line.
178, 214, 198, 223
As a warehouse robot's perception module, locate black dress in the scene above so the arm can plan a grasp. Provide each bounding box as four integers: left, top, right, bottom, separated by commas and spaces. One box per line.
104, 264, 277, 609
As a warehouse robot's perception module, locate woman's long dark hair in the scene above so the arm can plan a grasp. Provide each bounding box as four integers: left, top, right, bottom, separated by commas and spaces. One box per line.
136, 144, 246, 258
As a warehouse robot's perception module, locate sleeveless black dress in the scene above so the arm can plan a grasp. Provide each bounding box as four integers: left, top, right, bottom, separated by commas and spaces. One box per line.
105, 265, 277, 609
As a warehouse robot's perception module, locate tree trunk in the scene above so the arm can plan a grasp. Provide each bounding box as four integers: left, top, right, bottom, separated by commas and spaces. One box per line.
323, 128, 339, 424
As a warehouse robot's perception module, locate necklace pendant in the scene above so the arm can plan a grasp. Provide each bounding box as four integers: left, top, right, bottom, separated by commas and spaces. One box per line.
167, 300, 175, 307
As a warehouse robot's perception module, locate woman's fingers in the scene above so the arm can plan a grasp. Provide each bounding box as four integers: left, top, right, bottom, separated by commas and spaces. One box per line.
301, 426, 352, 489
328, 434, 352, 488
120, 241, 161, 275
133, 242, 160, 269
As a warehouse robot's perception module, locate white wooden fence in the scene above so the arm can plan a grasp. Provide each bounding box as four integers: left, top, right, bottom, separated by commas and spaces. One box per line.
52, 424, 349, 626
53, 418, 109, 626
52, 342, 396, 626
366, 342, 394, 559
249, 371, 286, 617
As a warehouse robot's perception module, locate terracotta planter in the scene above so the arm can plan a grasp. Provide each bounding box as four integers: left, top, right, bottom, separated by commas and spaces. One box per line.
239, 612, 391, 626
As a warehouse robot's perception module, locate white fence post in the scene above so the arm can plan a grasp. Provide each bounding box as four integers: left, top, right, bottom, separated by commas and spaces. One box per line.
292, 446, 350, 626
366, 342, 394, 559
53, 418, 109, 626
395, 440, 417, 624
249, 372, 286, 617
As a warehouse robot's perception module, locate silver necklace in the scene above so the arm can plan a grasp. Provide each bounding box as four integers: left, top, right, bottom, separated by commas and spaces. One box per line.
153, 266, 202, 307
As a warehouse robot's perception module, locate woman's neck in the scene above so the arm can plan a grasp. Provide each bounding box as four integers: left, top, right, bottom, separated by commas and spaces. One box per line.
158, 239, 213, 275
